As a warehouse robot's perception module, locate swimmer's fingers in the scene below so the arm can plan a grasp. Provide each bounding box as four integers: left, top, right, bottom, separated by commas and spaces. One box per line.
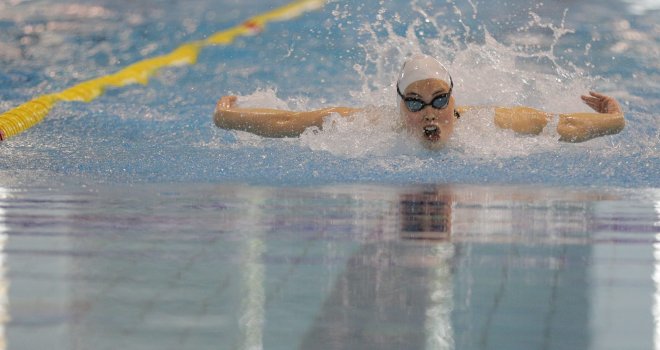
580, 92, 605, 109
581, 91, 622, 114
580, 95, 601, 111
588, 91, 607, 99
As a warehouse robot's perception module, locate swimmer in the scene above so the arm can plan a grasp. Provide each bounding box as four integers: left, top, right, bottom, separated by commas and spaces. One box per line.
214, 54, 625, 148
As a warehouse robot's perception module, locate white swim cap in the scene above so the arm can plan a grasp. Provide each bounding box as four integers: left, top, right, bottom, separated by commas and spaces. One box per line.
397, 54, 452, 92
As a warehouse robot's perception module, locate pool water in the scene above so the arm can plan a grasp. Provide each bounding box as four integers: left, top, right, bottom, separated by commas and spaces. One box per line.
0, 0, 657, 186
0, 0, 659, 349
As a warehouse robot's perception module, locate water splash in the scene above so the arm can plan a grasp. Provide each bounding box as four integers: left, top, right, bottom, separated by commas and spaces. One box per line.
293, 1, 597, 158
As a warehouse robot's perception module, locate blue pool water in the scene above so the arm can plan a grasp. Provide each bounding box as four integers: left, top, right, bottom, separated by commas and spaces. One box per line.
0, 0, 657, 186
0, 0, 659, 349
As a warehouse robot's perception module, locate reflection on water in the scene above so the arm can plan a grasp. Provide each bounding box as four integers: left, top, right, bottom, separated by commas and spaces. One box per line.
399, 187, 453, 241
0, 184, 657, 349
237, 188, 267, 350
300, 187, 455, 349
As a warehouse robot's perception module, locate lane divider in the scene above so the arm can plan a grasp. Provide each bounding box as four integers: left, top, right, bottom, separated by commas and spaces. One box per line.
0, 0, 326, 141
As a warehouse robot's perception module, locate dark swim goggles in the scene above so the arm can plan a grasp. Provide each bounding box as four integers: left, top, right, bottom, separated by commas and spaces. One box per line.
397, 76, 453, 112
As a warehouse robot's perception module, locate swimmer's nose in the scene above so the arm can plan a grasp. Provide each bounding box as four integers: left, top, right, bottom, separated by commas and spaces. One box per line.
424, 114, 436, 121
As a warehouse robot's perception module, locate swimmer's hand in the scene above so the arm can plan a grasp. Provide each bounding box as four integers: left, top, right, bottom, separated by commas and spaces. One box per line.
214, 95, 243, 131
213, 95, 238, 129
216, 95, 238, 111
557, 92, 625, 142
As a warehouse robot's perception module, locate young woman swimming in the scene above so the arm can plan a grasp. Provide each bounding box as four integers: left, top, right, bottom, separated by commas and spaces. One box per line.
213, 54, 625, 149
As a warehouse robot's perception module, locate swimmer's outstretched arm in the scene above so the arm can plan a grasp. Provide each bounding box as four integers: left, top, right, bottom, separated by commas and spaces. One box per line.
467, 91, 625, 142
454, 105, 551, 135
214, 96, 360, 137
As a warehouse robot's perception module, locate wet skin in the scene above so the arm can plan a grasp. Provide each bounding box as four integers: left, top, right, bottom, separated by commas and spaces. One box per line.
399, 79, 456, 150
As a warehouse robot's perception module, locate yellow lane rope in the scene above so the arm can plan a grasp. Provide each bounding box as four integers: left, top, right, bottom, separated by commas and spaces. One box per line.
0, 0, 326, 141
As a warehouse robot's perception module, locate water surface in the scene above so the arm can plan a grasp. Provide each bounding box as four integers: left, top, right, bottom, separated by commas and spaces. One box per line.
1, 183, 659, 349
0, 1, 658, 348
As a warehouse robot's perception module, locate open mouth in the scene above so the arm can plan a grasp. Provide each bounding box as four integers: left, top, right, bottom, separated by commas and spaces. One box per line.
423, 125, 440, 141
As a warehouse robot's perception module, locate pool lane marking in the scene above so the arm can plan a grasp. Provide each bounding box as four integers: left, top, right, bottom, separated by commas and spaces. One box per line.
0, 0, 326, 142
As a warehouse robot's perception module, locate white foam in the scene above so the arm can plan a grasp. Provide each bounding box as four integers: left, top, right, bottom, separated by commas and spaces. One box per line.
234, 87, 295, 110
450, 108, 560, 158
298, 105, 422, 157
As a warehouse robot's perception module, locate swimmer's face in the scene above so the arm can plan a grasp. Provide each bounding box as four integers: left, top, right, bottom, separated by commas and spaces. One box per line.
399, 79, 456, 150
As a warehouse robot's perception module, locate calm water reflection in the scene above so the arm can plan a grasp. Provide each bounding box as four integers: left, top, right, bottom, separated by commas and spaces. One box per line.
0, 184, 657, 350
301, 186, 455, 350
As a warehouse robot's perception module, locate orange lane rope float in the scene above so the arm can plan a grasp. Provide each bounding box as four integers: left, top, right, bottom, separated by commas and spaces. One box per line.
0, 0, 326, 141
